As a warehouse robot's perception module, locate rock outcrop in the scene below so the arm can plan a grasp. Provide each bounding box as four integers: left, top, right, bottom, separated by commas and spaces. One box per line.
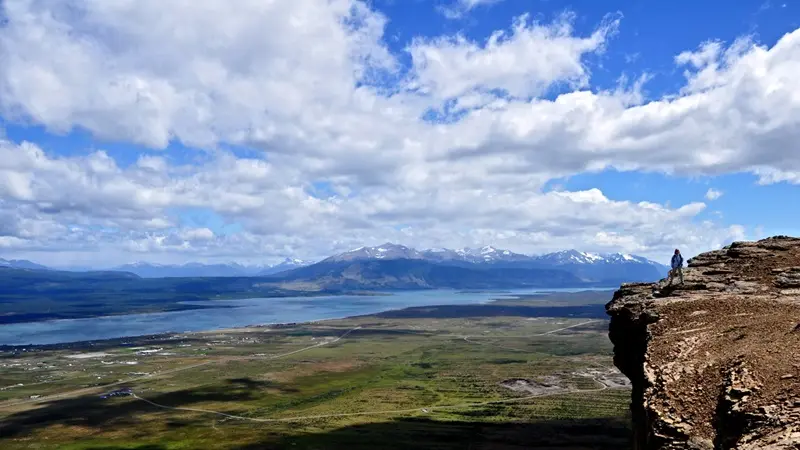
606, 237, 800, 449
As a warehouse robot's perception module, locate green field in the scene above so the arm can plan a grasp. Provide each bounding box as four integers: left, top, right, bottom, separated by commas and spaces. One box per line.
0, 298, 631, 449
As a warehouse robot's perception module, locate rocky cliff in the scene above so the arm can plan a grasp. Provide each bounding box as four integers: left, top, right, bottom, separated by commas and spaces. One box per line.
606, 237, 800, 449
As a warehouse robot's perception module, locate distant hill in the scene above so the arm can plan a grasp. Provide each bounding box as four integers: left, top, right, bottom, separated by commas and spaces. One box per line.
0, 258, 50, 270
0, 266, 304, 324
113, 262, 261, 278
0, 266, 141, 284
114, 259, 311, 278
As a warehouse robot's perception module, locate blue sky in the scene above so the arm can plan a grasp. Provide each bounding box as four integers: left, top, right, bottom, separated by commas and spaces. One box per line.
0, 0, 798, 266
379, 0, 796, 90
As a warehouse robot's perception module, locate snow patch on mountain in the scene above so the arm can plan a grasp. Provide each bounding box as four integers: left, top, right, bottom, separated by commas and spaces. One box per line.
582, 252, 603, 262
325, 243, 423, 263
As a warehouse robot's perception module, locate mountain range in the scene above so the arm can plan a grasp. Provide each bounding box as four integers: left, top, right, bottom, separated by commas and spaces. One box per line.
0, 243, 670, 323
112, 258, 309, 278
322, 244, 533, 264
323, 243, 662, 266
271, 243, 668, 289
1, 243, 669, 288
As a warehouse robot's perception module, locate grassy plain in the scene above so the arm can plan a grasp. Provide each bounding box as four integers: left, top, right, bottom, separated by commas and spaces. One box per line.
0, 293, 630, 449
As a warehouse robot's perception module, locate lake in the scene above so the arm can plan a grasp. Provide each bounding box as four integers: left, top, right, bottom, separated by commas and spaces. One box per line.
0, 288, 598, 346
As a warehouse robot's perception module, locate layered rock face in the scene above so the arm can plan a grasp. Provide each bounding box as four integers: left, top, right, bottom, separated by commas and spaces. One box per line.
606, 237, 800, 449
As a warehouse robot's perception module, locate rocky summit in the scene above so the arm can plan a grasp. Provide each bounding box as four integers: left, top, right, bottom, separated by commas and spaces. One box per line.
606, 236, 800, 449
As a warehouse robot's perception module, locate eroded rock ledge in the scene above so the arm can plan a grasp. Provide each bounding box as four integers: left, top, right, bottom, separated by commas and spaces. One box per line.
606, 236, 800, 449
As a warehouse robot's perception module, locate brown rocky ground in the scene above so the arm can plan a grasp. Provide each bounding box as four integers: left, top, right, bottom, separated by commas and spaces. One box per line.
606, 236, 800, 449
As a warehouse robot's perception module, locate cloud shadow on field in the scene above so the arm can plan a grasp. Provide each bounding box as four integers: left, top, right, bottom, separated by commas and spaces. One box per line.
0, 377, 291, 440
0, 381, 632, 449
235, 416, 632, 450
369, 303, 608, 320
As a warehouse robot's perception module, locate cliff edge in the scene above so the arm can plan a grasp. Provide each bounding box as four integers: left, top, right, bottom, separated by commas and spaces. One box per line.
606, 236, 800, 449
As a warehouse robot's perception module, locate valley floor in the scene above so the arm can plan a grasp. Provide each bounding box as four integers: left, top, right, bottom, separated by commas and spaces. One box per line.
0, 297, 631, 449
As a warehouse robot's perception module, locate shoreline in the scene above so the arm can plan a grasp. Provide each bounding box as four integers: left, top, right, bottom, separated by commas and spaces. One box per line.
0, 289, 614, 350
0, 290, 389, 327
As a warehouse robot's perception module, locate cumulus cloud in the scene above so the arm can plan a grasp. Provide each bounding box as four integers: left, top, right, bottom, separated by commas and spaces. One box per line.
0, 1, 796, 266
3, 2, 799, 181
407, 13, 620, 100
705, 188, 724, 200
0, 135, 740, 265
0, 0, 396, 150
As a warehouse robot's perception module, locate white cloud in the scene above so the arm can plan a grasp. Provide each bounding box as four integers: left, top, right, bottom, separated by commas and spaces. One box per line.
0, 135, 737, 266
179, 228, 215, 241
705, 188, 724, 200
1, 1, 798, 265
460, 0, 503, 8
439, 0, 505, 19
3, 2, 799, 183
0, 0, 397, 150
407, 13, 620, 100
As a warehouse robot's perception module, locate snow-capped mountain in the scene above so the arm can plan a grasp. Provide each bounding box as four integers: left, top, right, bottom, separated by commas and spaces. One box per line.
324, 244, 531, 264
530, 249, 661, 266
315, 243, 668, 284
324, 243, 663, 267
258, 258, 312, 275
323, 243, 424, 262
524, 249, 669, 283
0, 258, 50, 270
454, 246, 531, 263
603, 253, 658, 265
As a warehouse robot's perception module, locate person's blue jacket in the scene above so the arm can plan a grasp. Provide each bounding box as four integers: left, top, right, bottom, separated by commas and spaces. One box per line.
671, 253, 683, 269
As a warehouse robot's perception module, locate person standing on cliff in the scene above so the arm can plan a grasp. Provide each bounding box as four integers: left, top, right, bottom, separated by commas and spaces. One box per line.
668, 249, 684, 285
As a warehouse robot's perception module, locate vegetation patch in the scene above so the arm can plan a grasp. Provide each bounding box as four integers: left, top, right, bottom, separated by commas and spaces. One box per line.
0, 304, 630, 449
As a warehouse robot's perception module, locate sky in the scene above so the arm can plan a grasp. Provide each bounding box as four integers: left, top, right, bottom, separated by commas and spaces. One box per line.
0, 0, 799, 268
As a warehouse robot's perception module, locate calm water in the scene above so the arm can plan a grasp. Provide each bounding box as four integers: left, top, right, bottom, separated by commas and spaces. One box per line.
0, 288, 595, 346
